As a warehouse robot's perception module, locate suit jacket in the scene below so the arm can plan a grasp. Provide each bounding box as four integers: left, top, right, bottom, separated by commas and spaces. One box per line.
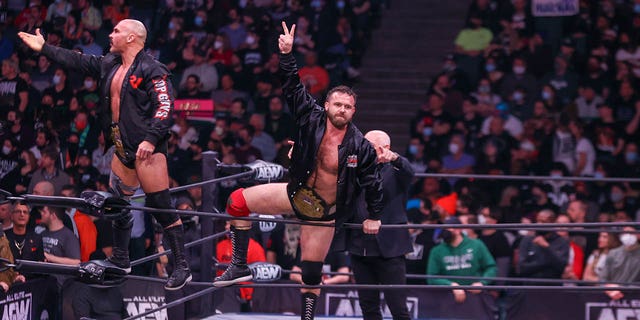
344, 155, 414, 258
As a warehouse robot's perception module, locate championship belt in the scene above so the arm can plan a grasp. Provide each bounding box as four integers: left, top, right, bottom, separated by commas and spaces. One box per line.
110, 123, 126, 159
291, 186, 336, 220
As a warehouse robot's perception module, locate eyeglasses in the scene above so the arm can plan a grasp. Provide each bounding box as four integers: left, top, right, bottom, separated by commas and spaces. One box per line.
12, 210, 28, 215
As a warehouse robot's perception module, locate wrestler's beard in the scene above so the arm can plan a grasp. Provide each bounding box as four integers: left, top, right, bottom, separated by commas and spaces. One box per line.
327, 112, 350, 129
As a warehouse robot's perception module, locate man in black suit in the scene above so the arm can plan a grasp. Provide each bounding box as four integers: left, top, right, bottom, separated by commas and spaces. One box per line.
347, 130, 414, 320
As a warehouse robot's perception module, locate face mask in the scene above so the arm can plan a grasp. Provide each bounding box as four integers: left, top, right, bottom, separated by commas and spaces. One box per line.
485, 64, 496, 72
214, 40, 223, 50
594, 171, 604, 179
635, 4, 640, 13
194, 16, 204, 27
214, 127, 224, 136
440, 229, 454, 243
237, 138, 247, 146
513, 66, 526, 75
541, 91, 551, 100
246, 35, 256, 45
168, 21, 176, 30
550, 172, 562, 178
81, 37, 90, 45
75, 119, 87, 131
620, 233, 638, 247
311, 0, 321, 9
1, 146, 10, 155
477, 215, 487, 225
478, 85, 491, 93
84, 80, 94, 89
448, 143, 460, 154
336, 0, 345, 9
518, 229, 529, 236
443, 64, 455, 72
513, 92, 524, 102
422, 127, 432, 137
626, 152, 638, 163
52, 75, 61, 85
408, 144, 418, 155
610, 192, 625, 203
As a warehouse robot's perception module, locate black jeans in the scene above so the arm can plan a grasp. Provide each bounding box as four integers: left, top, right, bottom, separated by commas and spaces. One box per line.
351, 255, 411, 320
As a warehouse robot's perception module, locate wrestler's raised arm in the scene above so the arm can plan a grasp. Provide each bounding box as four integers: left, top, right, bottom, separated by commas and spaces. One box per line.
278, 21, 296, 54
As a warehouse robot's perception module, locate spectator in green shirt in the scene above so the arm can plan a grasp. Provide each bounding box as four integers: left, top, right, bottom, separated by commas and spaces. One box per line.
427, 216, 497, 303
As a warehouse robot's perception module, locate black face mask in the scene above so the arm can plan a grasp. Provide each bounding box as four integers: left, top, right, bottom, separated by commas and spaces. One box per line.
440, 229, 454, 243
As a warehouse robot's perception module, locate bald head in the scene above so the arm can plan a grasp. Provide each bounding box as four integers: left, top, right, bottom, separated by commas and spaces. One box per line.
33, 181, 55, 196
120, 19, 147, 44
364, 130, 391, 149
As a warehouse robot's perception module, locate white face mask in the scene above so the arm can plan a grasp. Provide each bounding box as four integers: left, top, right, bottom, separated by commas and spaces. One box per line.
518, 230, 529, 236
214, 40, 223, 50
477, 215, 487, 225
1, 146, 10, 155
52, 75, 61, 85
448, 143, 460, 154
214, 127, 224, 136
620, 233, 638, 247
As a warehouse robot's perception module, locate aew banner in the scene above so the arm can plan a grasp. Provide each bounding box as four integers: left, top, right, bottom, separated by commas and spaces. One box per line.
121, 279, 167, 320
0, 277, 57, 320
251, 285, 495, 319
506, 291, 640, 320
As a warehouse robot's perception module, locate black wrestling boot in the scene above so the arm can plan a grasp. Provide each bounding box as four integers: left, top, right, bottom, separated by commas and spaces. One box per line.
213, 226, 252, 287
164, 225, 192, 290
301, 292, 319, 320
105, 215, 132, 273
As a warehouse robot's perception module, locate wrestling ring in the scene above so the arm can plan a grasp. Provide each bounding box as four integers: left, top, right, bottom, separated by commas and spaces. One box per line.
3, 152, 640, 320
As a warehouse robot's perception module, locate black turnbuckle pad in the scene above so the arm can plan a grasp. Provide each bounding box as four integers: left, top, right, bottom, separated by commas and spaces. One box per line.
78, 260, 128, 287
80, 191, 130, 220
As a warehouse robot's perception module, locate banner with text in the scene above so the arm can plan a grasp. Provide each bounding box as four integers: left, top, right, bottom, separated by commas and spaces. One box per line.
532, 0, 579, 16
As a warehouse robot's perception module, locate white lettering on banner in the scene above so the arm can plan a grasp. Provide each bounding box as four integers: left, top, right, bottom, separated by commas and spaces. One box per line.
585, 300, 640, 320
254, 165, 284, 182
152, 78, 171, 120
0, 292, 31, 320
124, 296, 167, 320
532, 0, 578, 17
325, 291, 419, 319
250, 263, 282, 282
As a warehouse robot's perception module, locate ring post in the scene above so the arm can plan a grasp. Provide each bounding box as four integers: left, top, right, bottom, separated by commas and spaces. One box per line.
200, 151, 218, 315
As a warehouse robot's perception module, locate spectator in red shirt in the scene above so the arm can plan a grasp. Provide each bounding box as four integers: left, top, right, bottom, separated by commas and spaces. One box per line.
298, 52, 329, 98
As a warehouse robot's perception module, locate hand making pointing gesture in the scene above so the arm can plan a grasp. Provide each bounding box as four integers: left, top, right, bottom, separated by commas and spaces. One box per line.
278, 21, 296, 55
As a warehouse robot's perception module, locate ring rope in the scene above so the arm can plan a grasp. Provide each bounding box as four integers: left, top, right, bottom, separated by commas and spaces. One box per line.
119, 204, 640, 231
130, 171, 255, 200
234, 283, 640, 291
130, 231, 229, 267
415, 172, 640, 183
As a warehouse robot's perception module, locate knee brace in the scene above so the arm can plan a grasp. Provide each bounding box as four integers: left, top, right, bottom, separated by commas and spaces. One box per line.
226, 188, 250, 217
109, 171, 139, 201
146, 189, 179, 228
300, 261, 324, 285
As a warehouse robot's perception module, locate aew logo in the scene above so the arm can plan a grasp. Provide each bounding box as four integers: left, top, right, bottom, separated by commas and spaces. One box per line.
586, 300, 640, 320
258, 215, 278, 233
326, 290, 419, 318
0, 291, 31, 320
124, 295, 167, 320
250, 263, 282, 282
247, 161, 284, 182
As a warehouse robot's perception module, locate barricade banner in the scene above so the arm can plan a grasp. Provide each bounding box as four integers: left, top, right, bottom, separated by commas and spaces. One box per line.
251, 285, 494, 319
505, 290, 640, 320
121, 278, 167, 320
532, 0, 579, 16
0, 277, 57, 320
174, 99, 214, 119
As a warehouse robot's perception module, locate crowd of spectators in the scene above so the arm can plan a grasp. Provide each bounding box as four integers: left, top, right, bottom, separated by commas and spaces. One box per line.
0, 0, 387, 317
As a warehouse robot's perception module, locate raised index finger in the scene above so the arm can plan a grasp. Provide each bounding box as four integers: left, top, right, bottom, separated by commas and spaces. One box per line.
281, 21, 289, 35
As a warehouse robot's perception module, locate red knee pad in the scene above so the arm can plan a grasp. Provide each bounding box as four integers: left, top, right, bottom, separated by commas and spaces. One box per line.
227, 188, 251, 217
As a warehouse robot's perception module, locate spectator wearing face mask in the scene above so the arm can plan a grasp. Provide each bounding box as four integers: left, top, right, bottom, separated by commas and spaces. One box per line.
601, 226, 640, 300
499, 57, 538, 107
427, 216, 496, 303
